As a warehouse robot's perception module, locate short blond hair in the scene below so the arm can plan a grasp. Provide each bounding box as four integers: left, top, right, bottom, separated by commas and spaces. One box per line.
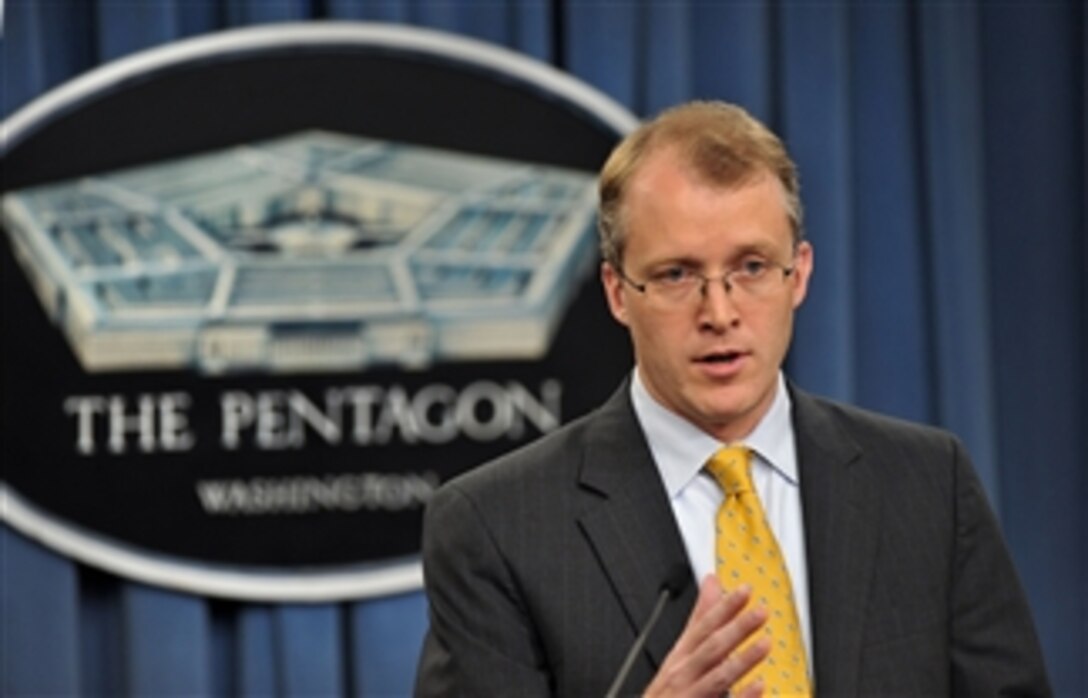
597, 101, 802, 268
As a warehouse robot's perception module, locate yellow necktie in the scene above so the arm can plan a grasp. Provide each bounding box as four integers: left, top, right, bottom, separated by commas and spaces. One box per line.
707, 446, 812, 697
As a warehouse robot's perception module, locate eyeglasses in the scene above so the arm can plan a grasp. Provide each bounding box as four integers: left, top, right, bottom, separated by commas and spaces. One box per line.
614, 257, 795, 306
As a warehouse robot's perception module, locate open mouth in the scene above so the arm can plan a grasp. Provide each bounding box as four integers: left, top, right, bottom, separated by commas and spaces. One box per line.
697, 350, 744, 365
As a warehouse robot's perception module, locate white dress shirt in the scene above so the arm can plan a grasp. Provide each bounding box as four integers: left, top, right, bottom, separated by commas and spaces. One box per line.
629, 369, 813, 665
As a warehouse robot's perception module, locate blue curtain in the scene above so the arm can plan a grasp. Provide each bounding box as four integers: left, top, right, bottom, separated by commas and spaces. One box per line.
2, 1, 1084, 695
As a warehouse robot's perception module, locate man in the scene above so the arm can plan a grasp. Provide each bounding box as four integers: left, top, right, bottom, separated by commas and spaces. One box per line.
415, 101, 1050, 696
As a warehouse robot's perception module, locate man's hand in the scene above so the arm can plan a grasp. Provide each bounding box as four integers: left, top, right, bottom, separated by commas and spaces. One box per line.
644, 575, 771, 698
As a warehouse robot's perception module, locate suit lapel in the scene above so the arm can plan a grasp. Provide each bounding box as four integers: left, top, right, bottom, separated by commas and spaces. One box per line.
792, 388, 880, 698
575, 384, 696, 671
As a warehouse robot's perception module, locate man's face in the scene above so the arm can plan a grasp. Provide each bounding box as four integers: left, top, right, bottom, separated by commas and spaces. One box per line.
602, 148, 813, 442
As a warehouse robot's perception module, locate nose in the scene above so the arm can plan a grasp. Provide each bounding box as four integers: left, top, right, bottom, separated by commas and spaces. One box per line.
697, 276, 739, 330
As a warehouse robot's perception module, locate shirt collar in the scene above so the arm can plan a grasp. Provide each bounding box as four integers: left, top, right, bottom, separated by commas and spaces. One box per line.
630, 369, 797, 498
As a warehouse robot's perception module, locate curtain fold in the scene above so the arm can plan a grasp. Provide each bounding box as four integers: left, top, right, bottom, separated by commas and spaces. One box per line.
276, 605, 345, 696
916, 2, 1000, 495
564, 3, 640, 110
642, 2, 693, 114
780, 3, 857, 402
122, 584, 212, 694
688, 4, 774, 122
849, 3, 932, 425
1, 1, 1084, 695
0, 528, 80, 694
351, 593, 429, 694
236, 606, 277, 695
980, 4, 1087, 689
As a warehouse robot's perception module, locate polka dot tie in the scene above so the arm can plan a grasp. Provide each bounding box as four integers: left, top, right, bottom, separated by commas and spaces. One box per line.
707, 446, 812, 697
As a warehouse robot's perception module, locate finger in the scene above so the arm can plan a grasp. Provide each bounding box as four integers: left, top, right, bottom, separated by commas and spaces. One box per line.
646, 583, 758, 695
694, 633, 771, 697
734, 677, 765, 698
721, 633, 772, 688
669, 577, 727, 654
688, 604, 768, 678
672, 580, 752, 655
693, 575, 725, 616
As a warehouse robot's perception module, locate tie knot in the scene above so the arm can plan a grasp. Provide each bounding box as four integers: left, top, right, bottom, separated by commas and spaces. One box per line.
707, 445, 753, 496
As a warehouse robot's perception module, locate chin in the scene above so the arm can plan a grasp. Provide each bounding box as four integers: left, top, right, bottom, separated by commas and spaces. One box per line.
690, 401, 747, 428
690, 394, 762, 435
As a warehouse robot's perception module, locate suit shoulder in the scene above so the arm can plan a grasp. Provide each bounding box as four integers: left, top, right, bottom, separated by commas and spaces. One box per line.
821, 395, 952, 437
435, 405, 599, 500
797, 390, 965, 460
794, 390, 982, 517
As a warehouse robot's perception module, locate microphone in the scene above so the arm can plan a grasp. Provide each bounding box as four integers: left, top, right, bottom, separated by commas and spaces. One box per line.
604, 564, 691, 698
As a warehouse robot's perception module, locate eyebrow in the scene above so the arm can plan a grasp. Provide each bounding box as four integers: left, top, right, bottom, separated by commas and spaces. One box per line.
728, 241, 780, 260
641, 243, 780, 272
639, 255, 703, 273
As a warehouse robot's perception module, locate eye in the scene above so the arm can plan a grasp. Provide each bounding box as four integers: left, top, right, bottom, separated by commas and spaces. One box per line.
651, 266, 695, 286
737, 257, 770, 278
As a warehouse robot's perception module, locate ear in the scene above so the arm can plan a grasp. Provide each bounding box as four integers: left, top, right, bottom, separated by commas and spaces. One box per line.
790, 241, 814, 309
600, 261, 630, 327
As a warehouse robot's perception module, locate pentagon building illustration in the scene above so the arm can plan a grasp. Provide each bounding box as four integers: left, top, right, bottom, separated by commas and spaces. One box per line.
2, 132, 599, 373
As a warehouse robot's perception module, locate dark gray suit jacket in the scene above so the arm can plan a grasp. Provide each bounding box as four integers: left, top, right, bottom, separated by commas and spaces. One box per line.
415, 382, 1050, 696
